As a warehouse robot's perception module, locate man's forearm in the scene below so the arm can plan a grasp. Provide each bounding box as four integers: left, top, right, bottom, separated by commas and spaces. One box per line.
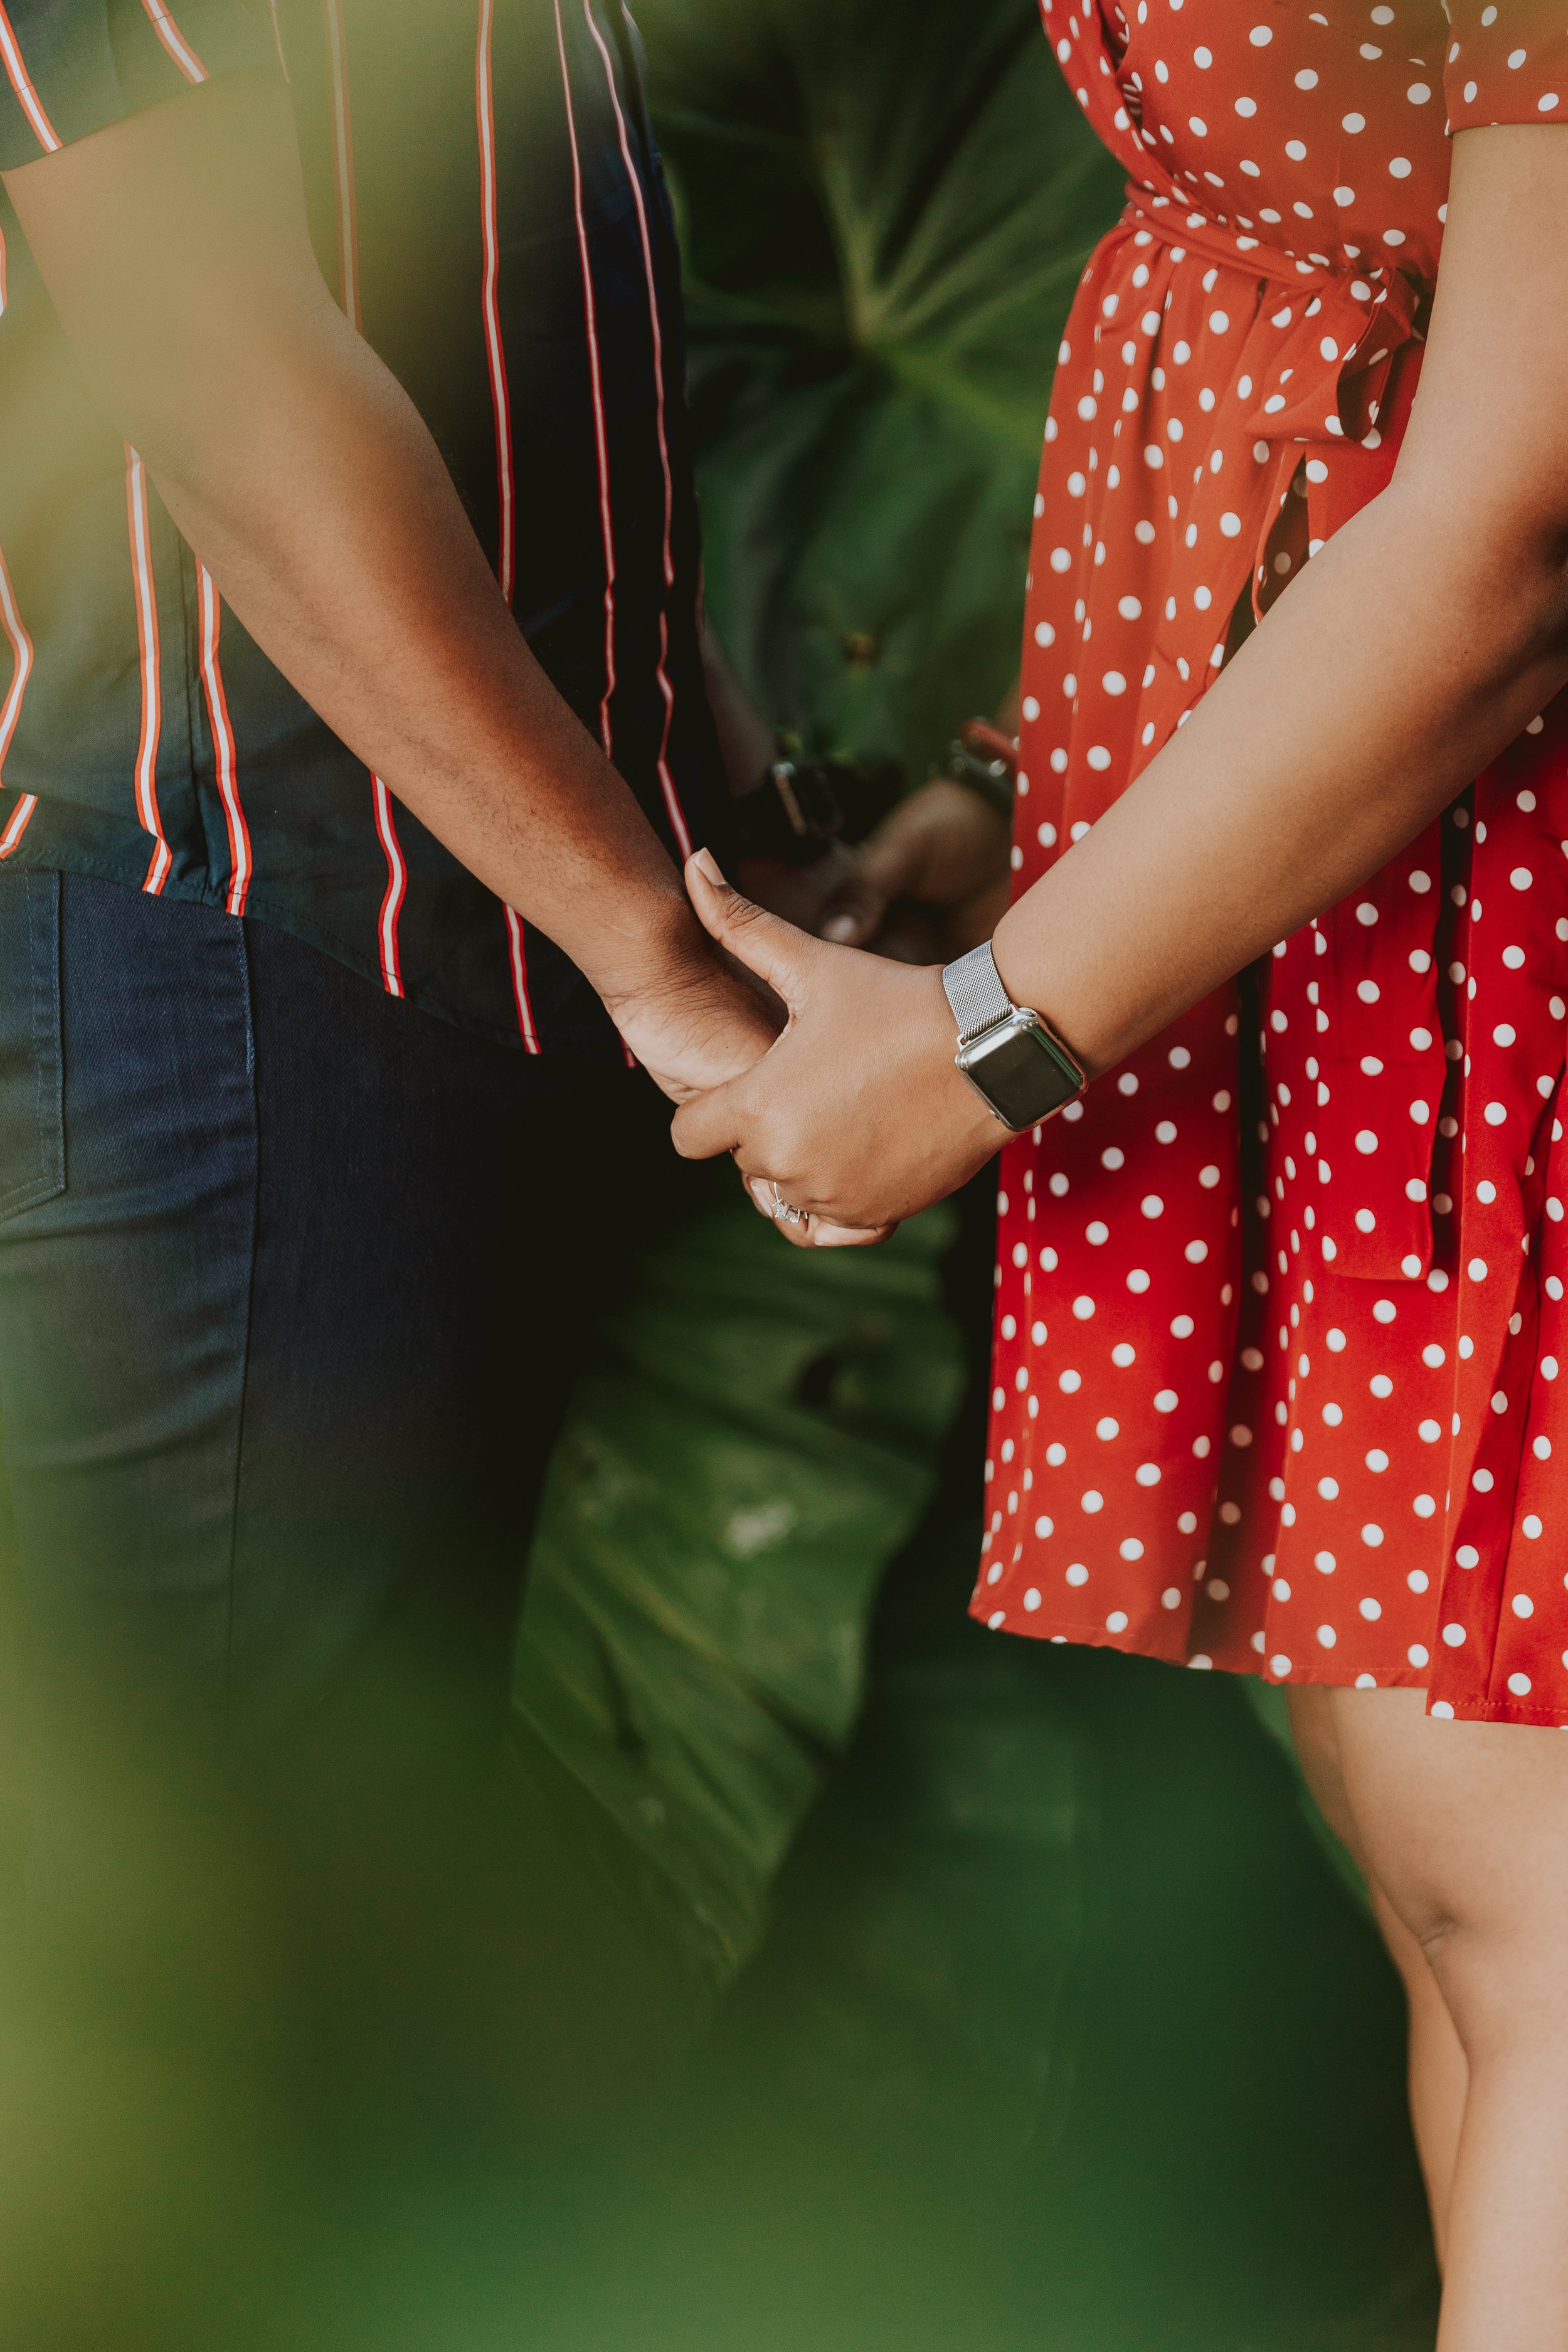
140, 320, 698, 1004
5, 72, 702, 1011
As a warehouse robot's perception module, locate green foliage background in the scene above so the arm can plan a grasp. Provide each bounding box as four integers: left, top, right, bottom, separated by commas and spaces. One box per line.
512, 0, 1123, 1991
638, 0, 1125, 768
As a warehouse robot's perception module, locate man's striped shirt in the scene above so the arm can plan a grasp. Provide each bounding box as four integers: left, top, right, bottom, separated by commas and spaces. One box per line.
0, 0, 726, 1057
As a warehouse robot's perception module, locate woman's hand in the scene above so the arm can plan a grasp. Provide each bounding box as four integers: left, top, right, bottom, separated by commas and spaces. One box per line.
669, 852, 1004, 1235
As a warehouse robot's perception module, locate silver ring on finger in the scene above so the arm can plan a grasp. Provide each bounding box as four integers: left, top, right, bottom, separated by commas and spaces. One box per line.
771, 1182, 808, 1228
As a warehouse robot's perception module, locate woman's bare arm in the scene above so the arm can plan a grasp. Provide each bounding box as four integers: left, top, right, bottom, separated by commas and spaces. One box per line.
670, 124, 1568, 1228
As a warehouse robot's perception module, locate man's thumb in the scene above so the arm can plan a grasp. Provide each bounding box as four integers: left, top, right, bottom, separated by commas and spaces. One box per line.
686, 847, 813, 999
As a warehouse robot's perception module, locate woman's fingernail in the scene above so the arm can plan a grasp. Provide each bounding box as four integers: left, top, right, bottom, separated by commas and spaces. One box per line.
691, 846, 726, 886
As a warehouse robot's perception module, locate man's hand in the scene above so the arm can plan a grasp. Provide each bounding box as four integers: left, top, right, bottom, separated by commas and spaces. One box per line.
4, 73, 709, 1014
669, 852, 1003, 1236
607, 945, 780, 1103
813, 779, 1011, 958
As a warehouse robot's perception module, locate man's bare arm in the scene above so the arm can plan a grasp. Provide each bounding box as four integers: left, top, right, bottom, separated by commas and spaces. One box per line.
4, 68, 774, 1089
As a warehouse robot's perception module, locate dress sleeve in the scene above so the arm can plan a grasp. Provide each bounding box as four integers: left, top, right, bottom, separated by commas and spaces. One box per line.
1445, 3, 1568, 131
0, 0, 275, 172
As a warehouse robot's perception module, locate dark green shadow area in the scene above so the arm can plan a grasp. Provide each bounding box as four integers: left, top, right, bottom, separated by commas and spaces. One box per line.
521, 1201, 1441, 2352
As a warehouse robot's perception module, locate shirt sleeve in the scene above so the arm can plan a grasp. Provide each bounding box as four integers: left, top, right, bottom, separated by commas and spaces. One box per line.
0, 0, 276, 171
1445, 3, 1568, 131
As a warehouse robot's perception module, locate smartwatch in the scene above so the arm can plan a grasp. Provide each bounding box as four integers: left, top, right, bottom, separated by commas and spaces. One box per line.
941, 942, 1086, 1130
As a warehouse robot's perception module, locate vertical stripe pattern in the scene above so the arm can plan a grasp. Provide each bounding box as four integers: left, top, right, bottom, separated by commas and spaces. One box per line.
553, 0, 617, 758
0, 538, 36, 855
371, 774, 406, 996
323, 0, 408, 998
504, 905, 539, 1051
324, 0, 361, 327
475, 0, 515, 606
581, 1, 691, 858
137, 0, 208, 82
0, 2, 60, 151
477, 0, 539, 1048
196, 566, 252, 916
124, 449, 172, 895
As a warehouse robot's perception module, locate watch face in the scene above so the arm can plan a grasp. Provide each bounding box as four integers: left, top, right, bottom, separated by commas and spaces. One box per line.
957, 1012, 1083, 1130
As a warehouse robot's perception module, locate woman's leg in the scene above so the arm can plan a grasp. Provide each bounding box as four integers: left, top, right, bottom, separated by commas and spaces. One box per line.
1288, 1688, 1468, 2264
1323, 1685, 1568, 2352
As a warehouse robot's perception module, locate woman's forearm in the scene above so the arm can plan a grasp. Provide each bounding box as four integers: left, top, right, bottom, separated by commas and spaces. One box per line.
992, 477, 1568, 1076
994, 126, 1568, 1079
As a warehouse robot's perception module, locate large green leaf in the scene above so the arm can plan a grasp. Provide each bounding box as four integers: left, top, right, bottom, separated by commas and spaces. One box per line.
638, 0, 1125, 771
512, 1196, 964, 1988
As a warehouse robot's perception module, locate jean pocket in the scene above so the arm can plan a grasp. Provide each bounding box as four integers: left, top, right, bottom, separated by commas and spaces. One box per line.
0, 868, 63, 1222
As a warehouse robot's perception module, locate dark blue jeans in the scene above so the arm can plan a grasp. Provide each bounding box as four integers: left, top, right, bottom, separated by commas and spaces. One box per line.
0, 867, 656, 1758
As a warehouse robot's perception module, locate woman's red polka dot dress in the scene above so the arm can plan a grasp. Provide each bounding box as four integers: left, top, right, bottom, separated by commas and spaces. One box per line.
978, 3, 1568, 1724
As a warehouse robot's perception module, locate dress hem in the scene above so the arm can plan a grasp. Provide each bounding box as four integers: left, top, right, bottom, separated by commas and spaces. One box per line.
968, 1601, 1568, 1728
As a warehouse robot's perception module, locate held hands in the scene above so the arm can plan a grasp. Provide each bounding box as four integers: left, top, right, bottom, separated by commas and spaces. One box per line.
669, 850, 1005, 1244
606, 931, 781, 1103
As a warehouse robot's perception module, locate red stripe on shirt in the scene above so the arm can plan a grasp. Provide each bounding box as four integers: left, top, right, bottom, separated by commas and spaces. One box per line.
475, 0, 515, 607
137, 0, 208, 82
324, 0, 362, 328
0, 3, 61, 152
196, 565, 252, 916
124, 450, 172, 895
553, 0, 617, 758
371, 773, 406, 995
0, 538, 36, 855
503, 904, 541, 1053
581, 2, 692, 859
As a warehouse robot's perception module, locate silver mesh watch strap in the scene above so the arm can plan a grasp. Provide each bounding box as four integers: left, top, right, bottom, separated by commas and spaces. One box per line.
941, 942, 1014, 1044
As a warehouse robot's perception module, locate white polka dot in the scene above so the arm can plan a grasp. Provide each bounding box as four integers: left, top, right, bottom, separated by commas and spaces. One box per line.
1066, 1564, 1089, 1587
1508, 1672, 1533, 1698
1407, 1645, 1430, 1670
1106, 1609, 1130, 1633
